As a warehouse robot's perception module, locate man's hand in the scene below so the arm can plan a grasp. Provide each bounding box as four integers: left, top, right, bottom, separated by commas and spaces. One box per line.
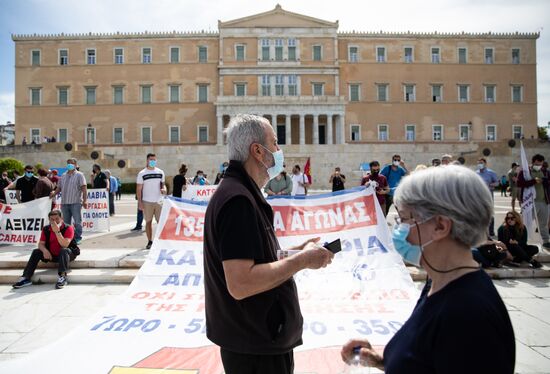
82, 201, 88, 209
137, 200, 143, 211
50, 219, 60, 233
42, 249, 52, 261
291, 237, 320, 251
296, 242, 334, 270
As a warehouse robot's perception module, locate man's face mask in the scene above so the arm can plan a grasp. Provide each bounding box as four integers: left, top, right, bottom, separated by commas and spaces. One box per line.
260, 145, 284, 180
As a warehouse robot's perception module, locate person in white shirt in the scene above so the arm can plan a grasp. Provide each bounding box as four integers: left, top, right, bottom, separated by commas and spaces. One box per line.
136, 153, 166, 249
291, 164, 309, 196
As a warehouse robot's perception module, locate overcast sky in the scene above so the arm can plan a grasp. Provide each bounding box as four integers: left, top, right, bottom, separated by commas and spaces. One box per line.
0, 0, 548, 127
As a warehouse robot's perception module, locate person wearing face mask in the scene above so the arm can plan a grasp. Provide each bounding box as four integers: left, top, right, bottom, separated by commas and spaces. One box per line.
172, 163, 188, 198
475, 158, 498, 237
381, 154, 409, 215
13, 165, 39, 203
291, 164, 309, 196
203, 114, 334, 374
192, 170, 211, 186
214, 161, 229, 185
91, 164, 110, 191
136, 153, 166, 249
341, 165, 515, 374
360, 161, 390, 216
264, 164, 293, 196
50, 158, 88, 244
517, 154, 550, 249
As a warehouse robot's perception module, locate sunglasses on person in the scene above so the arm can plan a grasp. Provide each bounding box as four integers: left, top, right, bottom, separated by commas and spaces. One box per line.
506, 216, 515, 221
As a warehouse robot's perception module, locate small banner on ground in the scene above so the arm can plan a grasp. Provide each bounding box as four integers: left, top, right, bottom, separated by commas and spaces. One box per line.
53, 188, 110, 232
0, 197, 50, 245
0, 187, 418, 373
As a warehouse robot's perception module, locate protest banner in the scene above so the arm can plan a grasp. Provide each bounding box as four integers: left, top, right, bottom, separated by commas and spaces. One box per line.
5, 190, 18, 204
181, 185, 218, 201
53, 188, 110, 232
0, 187, 418, 373
0, 197, 50, 246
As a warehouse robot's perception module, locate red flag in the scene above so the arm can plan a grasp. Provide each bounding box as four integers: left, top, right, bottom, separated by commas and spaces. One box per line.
304, 157, 312, 184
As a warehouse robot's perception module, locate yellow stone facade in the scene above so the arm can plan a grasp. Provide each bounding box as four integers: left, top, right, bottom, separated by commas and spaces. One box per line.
13, 5, 539, 147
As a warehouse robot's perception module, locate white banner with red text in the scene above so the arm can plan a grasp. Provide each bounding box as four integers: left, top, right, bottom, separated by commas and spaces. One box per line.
0, 187, 418, 373
181, 184, 218, 202
0, 197, 50, 246
53, 188, 110, 232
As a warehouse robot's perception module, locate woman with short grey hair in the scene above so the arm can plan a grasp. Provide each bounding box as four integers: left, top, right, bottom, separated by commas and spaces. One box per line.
341, 165, 515, 373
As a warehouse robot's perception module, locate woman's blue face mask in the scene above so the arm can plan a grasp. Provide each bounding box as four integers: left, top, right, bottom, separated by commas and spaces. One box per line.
391, 216, 434, 267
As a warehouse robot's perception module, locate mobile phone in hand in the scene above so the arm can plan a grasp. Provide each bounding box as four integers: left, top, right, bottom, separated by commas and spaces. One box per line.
323, 238, 342, 254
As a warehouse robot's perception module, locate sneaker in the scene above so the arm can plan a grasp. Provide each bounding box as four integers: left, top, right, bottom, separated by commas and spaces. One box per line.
530, 259, 543, 269
12, 277, 31, 289
131, 227, 142, 232
145, 240, 153, 249
55, 275, 67, 289
543, 242, 550, 249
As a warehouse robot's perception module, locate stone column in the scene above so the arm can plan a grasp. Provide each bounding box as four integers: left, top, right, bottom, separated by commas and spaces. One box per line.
285, 114, 292, 145
271, 114, 278, 130
313, 114, 319, 145
217, 114, 224, 146
339, 114, 346, 144
327, 114, 333, 145
299, 114, 305, 145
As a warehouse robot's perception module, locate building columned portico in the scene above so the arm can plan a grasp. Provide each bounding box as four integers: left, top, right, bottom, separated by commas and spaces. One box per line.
215, 96, 345, 145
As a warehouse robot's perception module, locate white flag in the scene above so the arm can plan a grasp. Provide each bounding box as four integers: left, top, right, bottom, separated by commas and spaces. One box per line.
520, 141, 540, 243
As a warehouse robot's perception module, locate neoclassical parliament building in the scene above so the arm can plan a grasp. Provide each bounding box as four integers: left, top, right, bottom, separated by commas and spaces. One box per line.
13, 5, 538, 149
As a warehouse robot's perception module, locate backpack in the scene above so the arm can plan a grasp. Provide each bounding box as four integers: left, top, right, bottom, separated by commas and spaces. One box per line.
43, 224, 80, 257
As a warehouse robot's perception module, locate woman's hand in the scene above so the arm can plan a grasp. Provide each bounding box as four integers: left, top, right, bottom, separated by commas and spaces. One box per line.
341, 339, 384, 370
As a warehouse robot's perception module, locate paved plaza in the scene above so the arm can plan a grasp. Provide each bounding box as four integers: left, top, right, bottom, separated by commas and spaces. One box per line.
0, 193, 549, 373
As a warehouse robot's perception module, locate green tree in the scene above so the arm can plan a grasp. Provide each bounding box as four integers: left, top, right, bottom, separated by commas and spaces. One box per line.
0, 158, 24, 179
538, 126, 548, 140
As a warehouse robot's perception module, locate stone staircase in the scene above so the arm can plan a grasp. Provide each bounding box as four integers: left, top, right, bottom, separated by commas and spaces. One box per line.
0, 248, 549, 285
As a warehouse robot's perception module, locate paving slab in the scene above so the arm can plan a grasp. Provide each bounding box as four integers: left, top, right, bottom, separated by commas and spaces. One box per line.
515, 341, 550, 374
509, 310, 550, 347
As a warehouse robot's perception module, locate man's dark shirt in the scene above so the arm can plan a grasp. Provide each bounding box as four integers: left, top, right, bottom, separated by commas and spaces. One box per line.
92, 172, 108, 189
172, 174, 186, 198
203, 160, 303, 355
332, 174, 345, 192
15, 176, 38, 202
0, 178, 10, 201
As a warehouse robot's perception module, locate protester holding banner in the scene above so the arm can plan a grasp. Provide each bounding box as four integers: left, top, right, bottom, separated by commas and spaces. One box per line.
341, 165, 515, 373
12, 210, 78, 290
172, 163, 188, 198
191, 170, 210, 186
204, 114, 334, 374
11, 165, 38, 203
33, 168, 55, 199
517, 154, 550, 249
291, 164, 308, 196
360, 161, 390, 216
136, 153, 166, 249
91, 164, 109, 190
51, 158, 87, 244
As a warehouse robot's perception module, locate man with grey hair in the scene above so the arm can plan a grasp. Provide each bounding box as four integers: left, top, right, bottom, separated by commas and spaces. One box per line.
50, 158, 87, 244
203, 114, 334, 374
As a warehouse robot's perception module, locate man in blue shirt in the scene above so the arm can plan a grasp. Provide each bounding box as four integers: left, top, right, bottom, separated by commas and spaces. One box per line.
105, 170, 118, 216
476, 158, 498, 236
380, 154, 409, 216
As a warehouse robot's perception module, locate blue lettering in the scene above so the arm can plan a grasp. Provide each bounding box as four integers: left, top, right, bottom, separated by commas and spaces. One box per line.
367, 236, 388, 254
176, 250, 196, 266
156, 249, 177, 265
162, 272, 180, 285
